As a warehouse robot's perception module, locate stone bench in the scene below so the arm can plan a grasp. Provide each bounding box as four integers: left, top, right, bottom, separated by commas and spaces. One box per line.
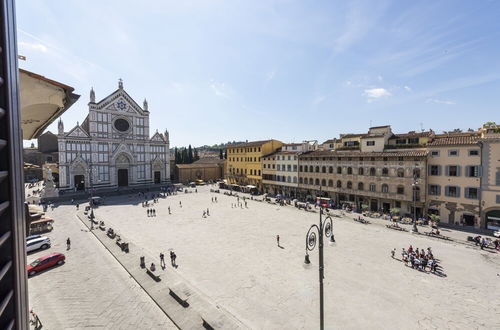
146, 268, 161, 282
386, 225, 408, 232
424, 232, 451, 240
169, 282, 192, 307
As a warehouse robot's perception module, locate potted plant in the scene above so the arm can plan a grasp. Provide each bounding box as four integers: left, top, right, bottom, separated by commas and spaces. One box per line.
390, 208, 400, 222
429, 214, 440, 228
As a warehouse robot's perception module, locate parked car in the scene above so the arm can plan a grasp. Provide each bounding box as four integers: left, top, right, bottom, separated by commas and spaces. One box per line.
27, 252, 65, 276
26, 237, 51, 252
26, 234, 42, 242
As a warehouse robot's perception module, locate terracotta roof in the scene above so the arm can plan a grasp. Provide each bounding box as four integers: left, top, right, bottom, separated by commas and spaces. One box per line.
322, 139, 336, 144
391, 131, 433, 139
428, 134, 480, 146
276, 151, 300, 155
193, 158, 225, 164
176, 163, 222, 168
301, 150, 428, 158
228, 140, 273, 148
340, 133, 367, 139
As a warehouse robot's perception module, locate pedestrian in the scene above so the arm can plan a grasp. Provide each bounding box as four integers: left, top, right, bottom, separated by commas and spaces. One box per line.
170, 251, 174, 266
391, 248, 396, 258
153, 209, 156, 217
76, 203, 79, 210
179, 201, 182, 207
203, 211, 206, 218
207, 208, 210, 216
168, 206, 171, 214
215, 197, 217, 203
276, 235, 280, 247
160, 253, 165, 268
211, 197, 214, 203
147, 209, 150, 217
245, 201, 248, 208
172, 252, 177, 267
66, 237, 71, 250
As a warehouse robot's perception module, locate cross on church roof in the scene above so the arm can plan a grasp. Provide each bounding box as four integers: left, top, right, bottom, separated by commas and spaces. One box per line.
118, 78, 123, 89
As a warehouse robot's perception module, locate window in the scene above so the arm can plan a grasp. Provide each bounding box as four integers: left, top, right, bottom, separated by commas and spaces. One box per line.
336, 180, 342, 188
381, 184, 389, 193
396, 139, 406, 144
97, 165, 110, 182
299, 165, 303, 172
293, 177, 297, 183
293, 165, 297, 172
287, 176, 291, 183
466, 166, 480, 177
465, 187, 479, 199
397, 186, 404, 194
321, 179, 326, 186
413, 168, 421, 178
347, 181, 352, 189
447, 165, 460, 177
309, 166, 313, 172
497, 171, 500, 185
382, 168, 388, 176
347, 167, 352, 175
369, 167, 376, 176
428, 185, 440, 196
46, 156, 53, 162
358, 182, 364, 190
395, 201, 401, 208
299, 178, 303, 184
469, 150, 479, 156
429, 165, 441, 176
322, 166, 326, 173
445, 186, 460, 197
137, 164, 146, 179
358, 167, 364, 175
366, 141, 375, 146
397, 168, 404, 177
328, 179, 333, 187
369, 183, 376, 192
337, 167, 342, 174
315, 166, 320, 173
431, 150, 440, 156
287, 165, 292, 172
315, 178, 320, 185
408, 138, 419, 144
328, 166, 333, 173
497, 195, 500, 204
449, 150, 459, 156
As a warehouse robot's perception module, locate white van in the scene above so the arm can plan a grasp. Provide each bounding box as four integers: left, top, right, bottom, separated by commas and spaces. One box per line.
26, 237, 51, 252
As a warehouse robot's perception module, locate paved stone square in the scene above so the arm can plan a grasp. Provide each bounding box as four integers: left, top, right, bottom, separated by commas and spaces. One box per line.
93, 186, 500, 329
28, 203, 177, 329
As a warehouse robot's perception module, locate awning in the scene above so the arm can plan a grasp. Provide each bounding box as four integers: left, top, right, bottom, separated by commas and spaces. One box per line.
245, 185, 257, 189
20, 69, 80, 140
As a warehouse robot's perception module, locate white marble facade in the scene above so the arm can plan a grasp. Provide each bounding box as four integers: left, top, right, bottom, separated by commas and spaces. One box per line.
58, 79, 170, 192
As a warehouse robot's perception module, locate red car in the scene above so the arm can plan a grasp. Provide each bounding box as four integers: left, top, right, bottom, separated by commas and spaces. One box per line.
27, 252, 65, 276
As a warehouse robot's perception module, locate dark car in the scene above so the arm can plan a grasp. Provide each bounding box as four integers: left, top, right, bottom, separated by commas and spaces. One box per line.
27, 252, 65, 276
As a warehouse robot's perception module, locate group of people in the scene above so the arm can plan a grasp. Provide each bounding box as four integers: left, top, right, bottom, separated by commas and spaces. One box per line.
211, 197, 218, 203
147, 208, 157, 217
394, 245, 439, 273
158, 251, 177, 269
473, 235, 500, 250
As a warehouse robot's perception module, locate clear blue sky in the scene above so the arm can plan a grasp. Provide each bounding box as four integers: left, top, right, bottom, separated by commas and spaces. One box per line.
18, 0, 500, 148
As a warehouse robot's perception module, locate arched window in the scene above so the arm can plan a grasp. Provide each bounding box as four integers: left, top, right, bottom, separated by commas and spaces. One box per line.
370, 167, 376, 176
369, 183, 376, 192
358, 167, 364, 175
287, 176, 291, 183
299, 165, 303, 172
382, 184, 389, 193
321, 179, 326, 186
413, 168, 421, 179
336, 180, 342, 188
315, 178, 320, 186
293, 176, 297, 183
315, 166, 320, 173
328, 179, 333, 187
329, 166, 333, 173
347, 181, 352, 189
347, 167, 353, 175
304, 166, 308, 172
358, 182, 364, 190
397, 185, 404, 194
322, 166, 326, 173
337, 166, 342, 174
414, 186, 421, 201
397, 168, 405, 177
309, 166, 314, 172
299, 177, 303, 184
382, 168, 389, 176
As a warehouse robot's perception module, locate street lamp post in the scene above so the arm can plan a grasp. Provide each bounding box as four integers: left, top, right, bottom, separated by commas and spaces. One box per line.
304, 193, 335, 330
412, 171, 419, 233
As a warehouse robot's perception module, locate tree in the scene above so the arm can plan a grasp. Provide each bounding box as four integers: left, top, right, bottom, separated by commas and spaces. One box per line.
429, 214, 440, 228
483, 121, 497, 127
361, 204, 369, 211
181, 148, 188, 164
193, 148, 199, 162
390, 208, 400, 215
219, 149, 223, 159
187, 145, 193, 164
174, 147, 178, 164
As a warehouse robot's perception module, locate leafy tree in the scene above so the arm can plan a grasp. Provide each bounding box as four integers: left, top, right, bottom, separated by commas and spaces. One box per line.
219, 149, 223, 159
361, 204, 369, 211
187, 145, 193, 163
194, 148, 199, 162
429, 214, 440, 227
174, 147, 178, 164
483, 121, 497, 127
390, 208, 400, 215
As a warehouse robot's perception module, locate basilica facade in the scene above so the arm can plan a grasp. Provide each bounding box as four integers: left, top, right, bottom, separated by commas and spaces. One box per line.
57, 79, 170, 192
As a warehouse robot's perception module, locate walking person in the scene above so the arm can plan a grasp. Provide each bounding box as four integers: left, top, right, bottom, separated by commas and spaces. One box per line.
168, 206, 171, 214
160, 253, 165, 269
391, 248, 396, 259
172, 252, 177, 267
179, 201, 182, 208
276, 235, 280, 247
170, 251, 174, 266
207, 208, 210, 216
66, 237, 71, 250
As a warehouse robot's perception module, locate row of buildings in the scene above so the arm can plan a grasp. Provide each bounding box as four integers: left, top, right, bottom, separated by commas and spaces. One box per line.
225, 124, 500, 230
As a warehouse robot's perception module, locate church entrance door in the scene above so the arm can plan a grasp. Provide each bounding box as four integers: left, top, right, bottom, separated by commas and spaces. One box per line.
74, 175, 85, 191
118, 169, 128, 187
154, 171, 161, 184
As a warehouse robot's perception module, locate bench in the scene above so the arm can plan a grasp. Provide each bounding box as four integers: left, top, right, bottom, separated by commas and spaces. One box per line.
169, 282, 192, 307
424, 232, 451, 240
146, 268, 161, 282
386, 225, 408, 232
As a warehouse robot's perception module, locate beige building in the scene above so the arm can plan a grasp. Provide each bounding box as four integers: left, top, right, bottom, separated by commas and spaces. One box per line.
426, 133, 482, 227
479, 124, 500, 230
175, 158, 225, 184
298, 150, 427, 216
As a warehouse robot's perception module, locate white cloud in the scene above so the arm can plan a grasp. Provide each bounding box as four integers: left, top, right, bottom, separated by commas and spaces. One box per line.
210, 80, 229, 98
19, 41, 48, 53
363, 88, 391, 102
404, 85, 412, 92
426, 98, 455, 105
312, 95, 326, 105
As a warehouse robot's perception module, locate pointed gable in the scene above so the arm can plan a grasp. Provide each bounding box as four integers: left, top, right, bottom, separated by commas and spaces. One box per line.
150, 132, 166, 143
66, 125, 90, 138
95, 88, 147, 116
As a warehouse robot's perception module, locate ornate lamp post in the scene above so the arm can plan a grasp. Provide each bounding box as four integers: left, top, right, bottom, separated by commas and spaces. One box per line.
304, 195, 336, 330
412, 171, 419, 233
